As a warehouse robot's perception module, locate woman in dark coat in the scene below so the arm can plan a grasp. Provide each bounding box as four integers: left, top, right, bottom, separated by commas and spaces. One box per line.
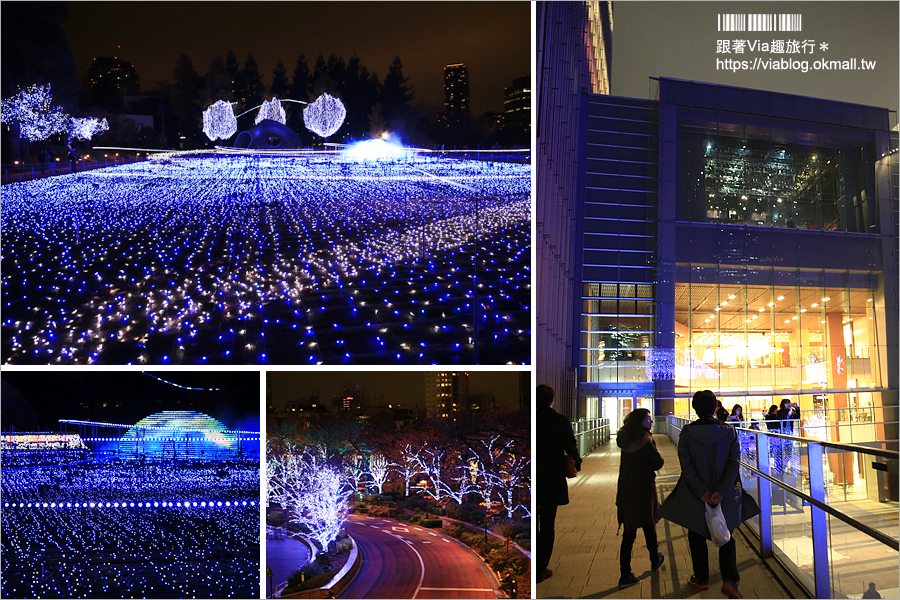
615, 408, 665, 587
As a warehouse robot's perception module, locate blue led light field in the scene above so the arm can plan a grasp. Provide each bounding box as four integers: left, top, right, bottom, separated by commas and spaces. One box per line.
1, 153, 531, 365
1, 440, 260, 598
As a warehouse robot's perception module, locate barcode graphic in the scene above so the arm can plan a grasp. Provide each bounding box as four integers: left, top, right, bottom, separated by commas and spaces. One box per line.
718, 13, 802, 31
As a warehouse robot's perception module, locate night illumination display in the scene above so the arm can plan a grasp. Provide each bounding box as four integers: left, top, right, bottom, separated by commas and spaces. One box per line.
343, 138, 409, 161
268, 451, 351, 552
142, 372, 221, 391
117, 411, 242, 460
303, 93, 346, 137
2, 417, 260, 598
1, 84, 69, 141
254, 97, 286, 125
1, 153, 530, 365
202, 99, 238, 141
68, 117, 109, 142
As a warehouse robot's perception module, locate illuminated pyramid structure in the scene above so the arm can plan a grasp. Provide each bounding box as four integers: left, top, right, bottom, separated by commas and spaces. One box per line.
118, 410, 240, 461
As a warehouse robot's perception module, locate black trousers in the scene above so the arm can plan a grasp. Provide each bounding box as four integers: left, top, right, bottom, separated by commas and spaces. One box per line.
687, 529, 739, 584
620, 524, 658, 576
537, 501, 558, 571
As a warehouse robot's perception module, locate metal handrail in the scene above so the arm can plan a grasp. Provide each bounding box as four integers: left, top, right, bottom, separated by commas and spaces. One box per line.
741, 462, 899, 551
731, 424, 900, 456
666, 417, 898, 540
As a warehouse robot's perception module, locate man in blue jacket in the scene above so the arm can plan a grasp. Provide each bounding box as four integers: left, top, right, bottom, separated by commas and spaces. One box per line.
659, 390, 758, 599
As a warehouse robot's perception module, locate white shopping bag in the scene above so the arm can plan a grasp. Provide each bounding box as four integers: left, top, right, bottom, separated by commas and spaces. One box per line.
705, 503, 731, 547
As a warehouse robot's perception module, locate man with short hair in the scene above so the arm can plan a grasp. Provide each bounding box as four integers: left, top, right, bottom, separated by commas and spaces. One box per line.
659, 390, 758, 599
536, 384, 581, 584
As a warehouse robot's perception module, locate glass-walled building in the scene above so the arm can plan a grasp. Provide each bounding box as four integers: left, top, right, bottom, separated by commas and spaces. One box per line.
573, 78, 898, 442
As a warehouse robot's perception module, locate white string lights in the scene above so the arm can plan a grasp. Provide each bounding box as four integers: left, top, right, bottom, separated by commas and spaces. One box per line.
1, 84, 69, 141
254, 97, 286, 125
142, 372, 221, 391
68, 117, 109, 142
1, 154, 530, 365
202, 99, 238, 141
303, 93, 346, 138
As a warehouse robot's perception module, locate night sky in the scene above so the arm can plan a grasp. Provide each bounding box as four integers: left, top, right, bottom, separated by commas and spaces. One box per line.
269, 370, 526, 412
61, 1, 531, 117
1, 371, 260, 431
613, 2, 898, 114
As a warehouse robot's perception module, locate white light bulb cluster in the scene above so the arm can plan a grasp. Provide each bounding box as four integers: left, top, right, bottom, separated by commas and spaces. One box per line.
303, 93, 346, 138
255, 97, 286, 125
68, 117, 109, 141
1, 84, 69, 141
202, 100, 238, 141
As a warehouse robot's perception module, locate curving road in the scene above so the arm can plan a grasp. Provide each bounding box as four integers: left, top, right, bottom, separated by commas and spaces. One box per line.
340, 514, 498, 599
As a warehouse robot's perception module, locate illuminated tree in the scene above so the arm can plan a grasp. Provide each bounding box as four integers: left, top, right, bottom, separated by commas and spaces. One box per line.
368, 453, 391, 495
397, 444, 418, 497
1, 84, 69, 141
487, 453, 530, 519
68, 117, 108, 142
288, 455, 352, 552
343, 453, 367, 496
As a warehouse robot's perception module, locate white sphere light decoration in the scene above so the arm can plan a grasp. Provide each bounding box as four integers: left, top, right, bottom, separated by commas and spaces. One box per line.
303, 93, 346, 138
202, 100, 238, 141
255, 98, 286, 125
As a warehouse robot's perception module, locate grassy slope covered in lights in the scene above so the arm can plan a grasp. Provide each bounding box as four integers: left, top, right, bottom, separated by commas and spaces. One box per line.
1, 154, 530, 365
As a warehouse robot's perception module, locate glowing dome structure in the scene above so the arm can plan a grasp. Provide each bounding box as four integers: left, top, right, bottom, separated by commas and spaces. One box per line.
118, 410, 243, 461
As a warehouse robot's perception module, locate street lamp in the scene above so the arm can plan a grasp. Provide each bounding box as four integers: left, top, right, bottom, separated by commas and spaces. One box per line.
418, 479, 429, 518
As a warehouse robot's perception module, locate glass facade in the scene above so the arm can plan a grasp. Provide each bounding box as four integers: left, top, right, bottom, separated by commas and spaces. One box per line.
676, 108, 877, 233
672, 265, 888, 424
580, 282, 654, 383
576, 80, 897, 435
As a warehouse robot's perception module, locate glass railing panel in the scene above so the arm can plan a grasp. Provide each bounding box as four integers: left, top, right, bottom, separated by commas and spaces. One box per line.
736, 428, 762, 536
819, 448, 899, 541
827, 506, 899, 599
771, 488, 817, 594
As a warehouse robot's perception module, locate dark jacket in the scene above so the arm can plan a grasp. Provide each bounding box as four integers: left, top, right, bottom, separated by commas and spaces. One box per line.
659, 416, 757, 538
776, 407, 795, 433
536, 405, 581, 506
615, 428, 664, 530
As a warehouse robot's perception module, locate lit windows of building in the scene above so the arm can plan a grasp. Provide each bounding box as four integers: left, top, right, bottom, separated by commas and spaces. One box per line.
442, 64, 470, 130
502, 76, 530, 136
424, 372, 469, 419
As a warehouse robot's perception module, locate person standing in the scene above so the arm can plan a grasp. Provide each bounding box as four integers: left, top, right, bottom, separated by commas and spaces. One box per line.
715, 400, 729, 422
536, 384, 581, 584
659, 390, 759, 599
727, 404, 743, 424
616, 408, 665, 587
764, 405, 780, 430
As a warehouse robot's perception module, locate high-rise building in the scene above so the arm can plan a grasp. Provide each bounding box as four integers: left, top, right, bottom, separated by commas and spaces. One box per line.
443, 63, 470, 128
87, 56, 140, 101
502, 76, 531, 135
536, 1, 614, 417
538, 70, 899, 436
538, 4, 897, 439
425, 372, 470, 419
